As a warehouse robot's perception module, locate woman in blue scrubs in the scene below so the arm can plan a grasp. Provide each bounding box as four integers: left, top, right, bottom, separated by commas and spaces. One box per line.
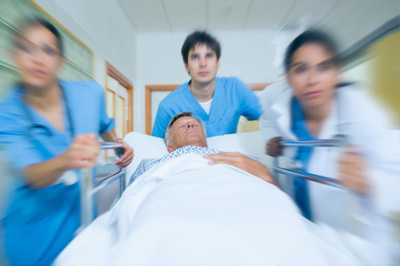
0, 17, 133, 265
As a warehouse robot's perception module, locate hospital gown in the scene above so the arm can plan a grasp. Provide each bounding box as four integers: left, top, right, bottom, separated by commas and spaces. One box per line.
130, 145, 218, 183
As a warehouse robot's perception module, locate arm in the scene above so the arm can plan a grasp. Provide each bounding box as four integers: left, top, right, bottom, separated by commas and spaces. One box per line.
236, 78, 263, 121
205, 152, 274, 184
0, 114, 97, 188
337, 86, 399, 209
23, 156, 66, 188
24, 134, 100, 188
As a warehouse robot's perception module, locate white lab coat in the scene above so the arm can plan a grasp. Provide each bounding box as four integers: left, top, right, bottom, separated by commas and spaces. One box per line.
260, 82, 400, 232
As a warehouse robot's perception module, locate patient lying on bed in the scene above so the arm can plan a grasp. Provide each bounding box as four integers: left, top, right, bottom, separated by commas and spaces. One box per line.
56, 113, 380, 266
130, 112, 274, 185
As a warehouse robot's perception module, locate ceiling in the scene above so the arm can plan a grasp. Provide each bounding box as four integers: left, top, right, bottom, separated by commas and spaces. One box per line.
118, 0, 400, 49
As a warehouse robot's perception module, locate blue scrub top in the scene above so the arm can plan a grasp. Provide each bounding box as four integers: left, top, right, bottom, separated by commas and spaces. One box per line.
0, 80, 114, 266
152, 77, 263, 138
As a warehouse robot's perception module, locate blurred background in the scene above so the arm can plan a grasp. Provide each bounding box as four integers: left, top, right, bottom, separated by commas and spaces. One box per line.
0, 1, 399, 265
0, 0, 399, 136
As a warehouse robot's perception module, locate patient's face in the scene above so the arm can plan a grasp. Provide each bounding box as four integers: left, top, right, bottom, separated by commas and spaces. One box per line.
167, 116, 207, 152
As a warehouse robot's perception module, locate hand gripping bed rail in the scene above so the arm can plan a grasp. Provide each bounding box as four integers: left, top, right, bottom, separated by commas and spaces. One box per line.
272, 136, 347, 188
79, 142, 126, 230
273, 136, 400, 263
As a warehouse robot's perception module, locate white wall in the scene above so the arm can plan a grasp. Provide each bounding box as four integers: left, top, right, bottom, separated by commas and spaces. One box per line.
134, 29, 292, 133
136, 30, 288, 83
35, 0, 137, 83
31, 2, 294, 134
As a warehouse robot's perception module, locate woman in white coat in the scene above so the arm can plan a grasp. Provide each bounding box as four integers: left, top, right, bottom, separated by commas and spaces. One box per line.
261, 29, 399, 237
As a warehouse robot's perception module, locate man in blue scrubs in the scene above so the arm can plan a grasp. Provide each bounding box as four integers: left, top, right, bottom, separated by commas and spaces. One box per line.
0, 18, 133, 265
152, 31, 262, 138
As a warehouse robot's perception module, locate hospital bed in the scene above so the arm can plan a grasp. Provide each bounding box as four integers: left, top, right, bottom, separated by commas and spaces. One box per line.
79, 133, 350, 222
79, 136, 351, 229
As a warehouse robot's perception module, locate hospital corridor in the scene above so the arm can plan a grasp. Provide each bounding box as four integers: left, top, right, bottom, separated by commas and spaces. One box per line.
0, 0, 399, 265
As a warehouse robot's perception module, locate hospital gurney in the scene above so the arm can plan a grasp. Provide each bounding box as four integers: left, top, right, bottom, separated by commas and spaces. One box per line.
79, 142, 127, 231
272, 136, 346, 188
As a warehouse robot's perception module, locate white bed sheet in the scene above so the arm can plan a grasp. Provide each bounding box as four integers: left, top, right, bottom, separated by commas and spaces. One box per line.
56, 154, 377, 266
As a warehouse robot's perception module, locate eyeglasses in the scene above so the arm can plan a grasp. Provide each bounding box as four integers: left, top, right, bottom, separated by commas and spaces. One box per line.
15, 41, 60, 58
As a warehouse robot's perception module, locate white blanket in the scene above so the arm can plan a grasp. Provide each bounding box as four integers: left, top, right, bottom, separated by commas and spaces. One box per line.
57, 154, 376, 266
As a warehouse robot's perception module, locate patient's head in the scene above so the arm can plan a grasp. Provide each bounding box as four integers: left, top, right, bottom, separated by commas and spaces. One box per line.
165, 112, 207, 152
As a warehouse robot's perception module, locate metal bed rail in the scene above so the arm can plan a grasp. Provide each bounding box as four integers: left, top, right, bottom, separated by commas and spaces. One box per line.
79, 142, 126, 230
272, 136, 347, 188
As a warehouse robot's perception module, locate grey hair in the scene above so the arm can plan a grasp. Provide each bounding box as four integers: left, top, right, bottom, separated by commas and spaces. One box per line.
164, 126, 172, 145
